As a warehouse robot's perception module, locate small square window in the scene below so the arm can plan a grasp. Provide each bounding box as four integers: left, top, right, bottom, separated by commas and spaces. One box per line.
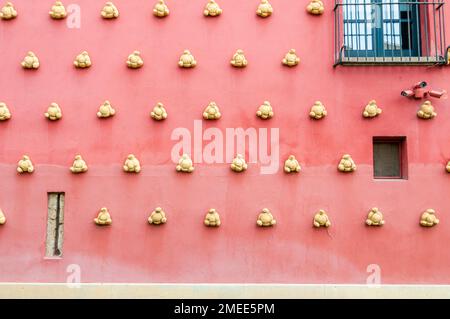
373, 137, 407, 179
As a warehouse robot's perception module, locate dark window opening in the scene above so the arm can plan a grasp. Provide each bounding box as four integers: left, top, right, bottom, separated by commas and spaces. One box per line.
45, 192, 65, 258
373, 137, 407, 179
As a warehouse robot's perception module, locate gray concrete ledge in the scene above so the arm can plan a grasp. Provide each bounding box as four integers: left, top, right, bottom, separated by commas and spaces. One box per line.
1, 283, 450, 299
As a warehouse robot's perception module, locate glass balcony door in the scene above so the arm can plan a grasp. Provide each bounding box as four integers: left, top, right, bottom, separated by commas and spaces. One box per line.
343, 0, 420, 58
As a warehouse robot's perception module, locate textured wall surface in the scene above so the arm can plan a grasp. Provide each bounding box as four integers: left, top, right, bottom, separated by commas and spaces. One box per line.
0, 0, 449, 284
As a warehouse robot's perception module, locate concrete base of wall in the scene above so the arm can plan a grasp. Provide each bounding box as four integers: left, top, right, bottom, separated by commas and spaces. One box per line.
1, 283, 450, 299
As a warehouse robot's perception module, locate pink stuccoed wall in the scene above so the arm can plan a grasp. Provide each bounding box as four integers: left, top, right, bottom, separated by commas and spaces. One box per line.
0, 0, 449, 284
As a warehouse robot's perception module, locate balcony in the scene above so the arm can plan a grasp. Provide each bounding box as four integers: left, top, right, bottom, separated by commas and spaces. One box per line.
334, 0, 448, 66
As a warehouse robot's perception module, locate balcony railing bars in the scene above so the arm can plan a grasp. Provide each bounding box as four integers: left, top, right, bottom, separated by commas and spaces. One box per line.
334, 0, 448, 66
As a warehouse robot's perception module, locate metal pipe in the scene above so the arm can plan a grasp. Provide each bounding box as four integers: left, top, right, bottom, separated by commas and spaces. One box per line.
433, 1, 438, 60
407, 1, 412, 61
443, 8, 448, 63
424, 1, 430, 62
335, 0, 338, 64
438, 0, 445, 62
356, 0, 361, 61
364, 0, 369, 59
